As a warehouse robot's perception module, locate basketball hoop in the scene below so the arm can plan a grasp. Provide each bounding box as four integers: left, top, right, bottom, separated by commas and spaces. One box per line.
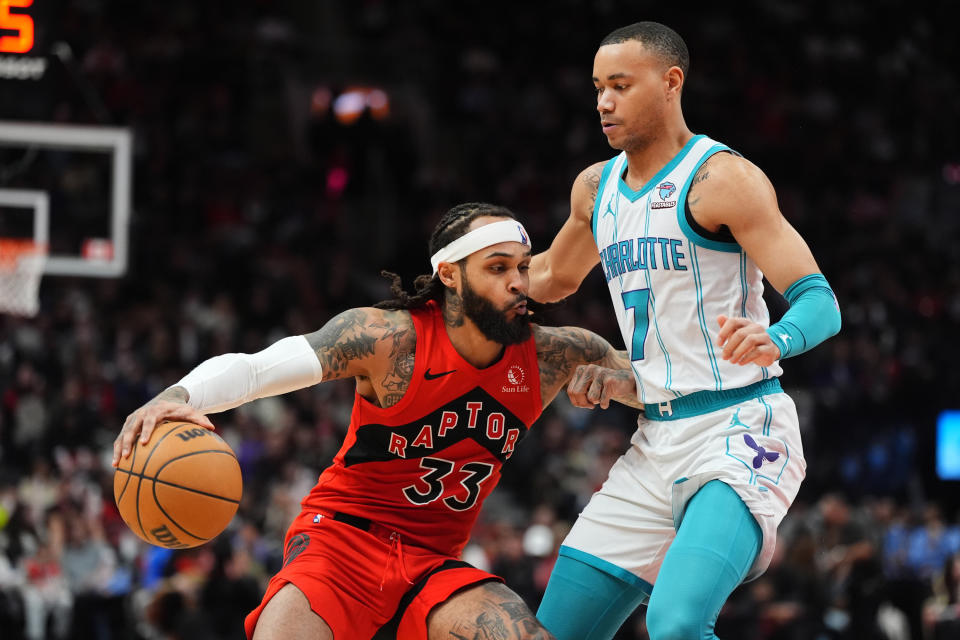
0, 239, 47, 317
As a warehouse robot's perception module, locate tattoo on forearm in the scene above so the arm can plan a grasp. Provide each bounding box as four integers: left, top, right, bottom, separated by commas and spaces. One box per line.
567, 363, 642, 410
535, 326, 610, 390
602, 349, 632, 371
607, 369, 644, 409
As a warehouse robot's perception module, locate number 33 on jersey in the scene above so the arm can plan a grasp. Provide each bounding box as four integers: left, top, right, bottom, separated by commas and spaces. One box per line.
301, 303, 541, 557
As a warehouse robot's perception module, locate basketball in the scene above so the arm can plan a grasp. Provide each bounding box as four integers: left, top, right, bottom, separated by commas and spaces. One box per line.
113, 420, 242, 549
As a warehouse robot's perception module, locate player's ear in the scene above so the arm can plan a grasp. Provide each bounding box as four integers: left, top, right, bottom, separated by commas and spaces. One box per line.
437, 262, 459, 289
665, 65, 684, 99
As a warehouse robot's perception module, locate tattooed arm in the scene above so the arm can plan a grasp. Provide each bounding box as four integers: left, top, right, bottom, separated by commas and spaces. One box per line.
305, 307, 390, 380
304, 307, 416, 407
533, 324, 642, 410
528, 161, 606, 302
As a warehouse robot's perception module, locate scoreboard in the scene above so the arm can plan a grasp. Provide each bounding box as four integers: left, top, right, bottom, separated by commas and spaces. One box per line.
0, 0, 48, 80
0, 0, 57, 120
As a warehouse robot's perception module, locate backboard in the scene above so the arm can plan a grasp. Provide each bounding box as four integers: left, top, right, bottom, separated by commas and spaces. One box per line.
0, 120, 132, 277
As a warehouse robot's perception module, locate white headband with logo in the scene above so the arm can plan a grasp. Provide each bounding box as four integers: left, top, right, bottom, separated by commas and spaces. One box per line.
430, 219, 532, 274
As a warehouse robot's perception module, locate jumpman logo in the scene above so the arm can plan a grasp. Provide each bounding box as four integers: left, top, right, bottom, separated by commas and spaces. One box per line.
743, 434, 780, 469
728, 408, 749, 429
603, 201, 615, 218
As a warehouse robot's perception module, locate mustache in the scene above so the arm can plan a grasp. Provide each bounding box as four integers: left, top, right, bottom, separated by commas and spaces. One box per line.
505, 295, 528, 310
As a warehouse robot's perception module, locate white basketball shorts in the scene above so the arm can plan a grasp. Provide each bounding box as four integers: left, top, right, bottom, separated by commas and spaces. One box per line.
562, 387, 805, 585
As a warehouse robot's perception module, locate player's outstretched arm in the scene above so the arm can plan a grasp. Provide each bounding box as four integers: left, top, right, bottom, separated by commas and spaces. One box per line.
528, 162, 606, 302
688, 153, 841, 366
533, 324, 641, 410
113, 307, 399, 466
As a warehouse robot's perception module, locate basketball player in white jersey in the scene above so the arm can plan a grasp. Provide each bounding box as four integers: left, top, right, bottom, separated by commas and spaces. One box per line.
529, 22, 841, 640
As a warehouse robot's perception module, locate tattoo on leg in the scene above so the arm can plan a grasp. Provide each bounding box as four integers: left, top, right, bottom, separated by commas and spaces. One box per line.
500, 600, 554, 638
477, 611, 509, 640
441, 583, 555, 640
450, 610, 509, 640
499, 601, 532, 622
452, 601, 554, 638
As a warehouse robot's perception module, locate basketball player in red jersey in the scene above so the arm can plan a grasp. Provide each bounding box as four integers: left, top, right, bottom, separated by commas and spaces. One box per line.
113, 202, 640, 640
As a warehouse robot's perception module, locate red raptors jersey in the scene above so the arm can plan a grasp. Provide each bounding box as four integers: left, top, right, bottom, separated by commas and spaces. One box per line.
301, 301, 542, 557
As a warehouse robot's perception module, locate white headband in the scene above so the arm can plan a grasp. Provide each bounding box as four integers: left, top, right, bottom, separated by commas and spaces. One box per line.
430, 219, 532, 274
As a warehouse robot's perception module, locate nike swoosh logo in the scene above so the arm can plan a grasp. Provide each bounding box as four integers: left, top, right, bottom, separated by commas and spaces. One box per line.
424, 368, 456, 380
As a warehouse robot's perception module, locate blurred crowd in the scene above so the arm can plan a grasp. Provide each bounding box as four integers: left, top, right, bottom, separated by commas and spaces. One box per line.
1, 0, 959, 638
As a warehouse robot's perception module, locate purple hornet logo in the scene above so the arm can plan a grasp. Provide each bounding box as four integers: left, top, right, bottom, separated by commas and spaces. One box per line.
744, 434, 780, 469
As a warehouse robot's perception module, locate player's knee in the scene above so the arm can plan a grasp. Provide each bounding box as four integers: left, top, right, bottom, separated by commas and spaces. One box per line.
645, 600, 707, 640
430, 581, 555, 639
251, 583, 332, 640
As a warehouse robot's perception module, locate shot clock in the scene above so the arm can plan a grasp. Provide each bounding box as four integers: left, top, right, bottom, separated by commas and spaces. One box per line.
0, 0, 35, 54
0, 0, 57, 119
0, 0, 49, 79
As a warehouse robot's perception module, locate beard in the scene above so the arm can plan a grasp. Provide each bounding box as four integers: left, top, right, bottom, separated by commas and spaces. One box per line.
461, 277, 531, 345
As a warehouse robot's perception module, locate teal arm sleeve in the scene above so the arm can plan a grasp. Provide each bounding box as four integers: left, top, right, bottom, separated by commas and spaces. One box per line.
766, 273, 841, 359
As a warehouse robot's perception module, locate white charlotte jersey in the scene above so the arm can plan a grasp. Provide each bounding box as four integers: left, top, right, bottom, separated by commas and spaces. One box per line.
593, 134, 782, 404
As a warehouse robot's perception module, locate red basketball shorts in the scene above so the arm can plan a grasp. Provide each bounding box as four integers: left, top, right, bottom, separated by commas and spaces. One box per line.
244, 510, 500, 639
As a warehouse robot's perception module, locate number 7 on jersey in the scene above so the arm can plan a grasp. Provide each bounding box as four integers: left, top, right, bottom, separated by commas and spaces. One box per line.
621, 288, 651, 361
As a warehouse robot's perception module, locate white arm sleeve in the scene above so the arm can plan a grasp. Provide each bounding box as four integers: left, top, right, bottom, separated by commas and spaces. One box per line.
174, 335, 323, 414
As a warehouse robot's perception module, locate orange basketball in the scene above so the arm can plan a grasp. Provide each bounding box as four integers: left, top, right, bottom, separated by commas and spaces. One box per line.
113, 420, 242, 549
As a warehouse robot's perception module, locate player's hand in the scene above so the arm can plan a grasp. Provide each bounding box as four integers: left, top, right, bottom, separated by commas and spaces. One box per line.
717, 315, 781, 367
112, 399, 214, 467
567, 364, 637, 409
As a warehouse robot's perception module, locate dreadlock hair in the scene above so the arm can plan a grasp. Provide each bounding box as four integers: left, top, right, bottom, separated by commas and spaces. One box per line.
374, 202, 517, 311
600, 22, 690, 77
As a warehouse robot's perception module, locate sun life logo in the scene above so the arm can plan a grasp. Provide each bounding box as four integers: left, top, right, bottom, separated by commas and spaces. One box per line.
503, 364, 530, 393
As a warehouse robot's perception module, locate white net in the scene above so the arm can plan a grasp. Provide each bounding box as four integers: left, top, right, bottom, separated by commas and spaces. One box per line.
0, 240, 46, 317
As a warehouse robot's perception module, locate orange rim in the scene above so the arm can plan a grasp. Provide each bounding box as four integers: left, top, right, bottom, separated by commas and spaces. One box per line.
0, 239, 47, 269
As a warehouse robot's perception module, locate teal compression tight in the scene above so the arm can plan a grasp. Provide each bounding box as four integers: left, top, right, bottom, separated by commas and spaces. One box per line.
537, 480, 762, 640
